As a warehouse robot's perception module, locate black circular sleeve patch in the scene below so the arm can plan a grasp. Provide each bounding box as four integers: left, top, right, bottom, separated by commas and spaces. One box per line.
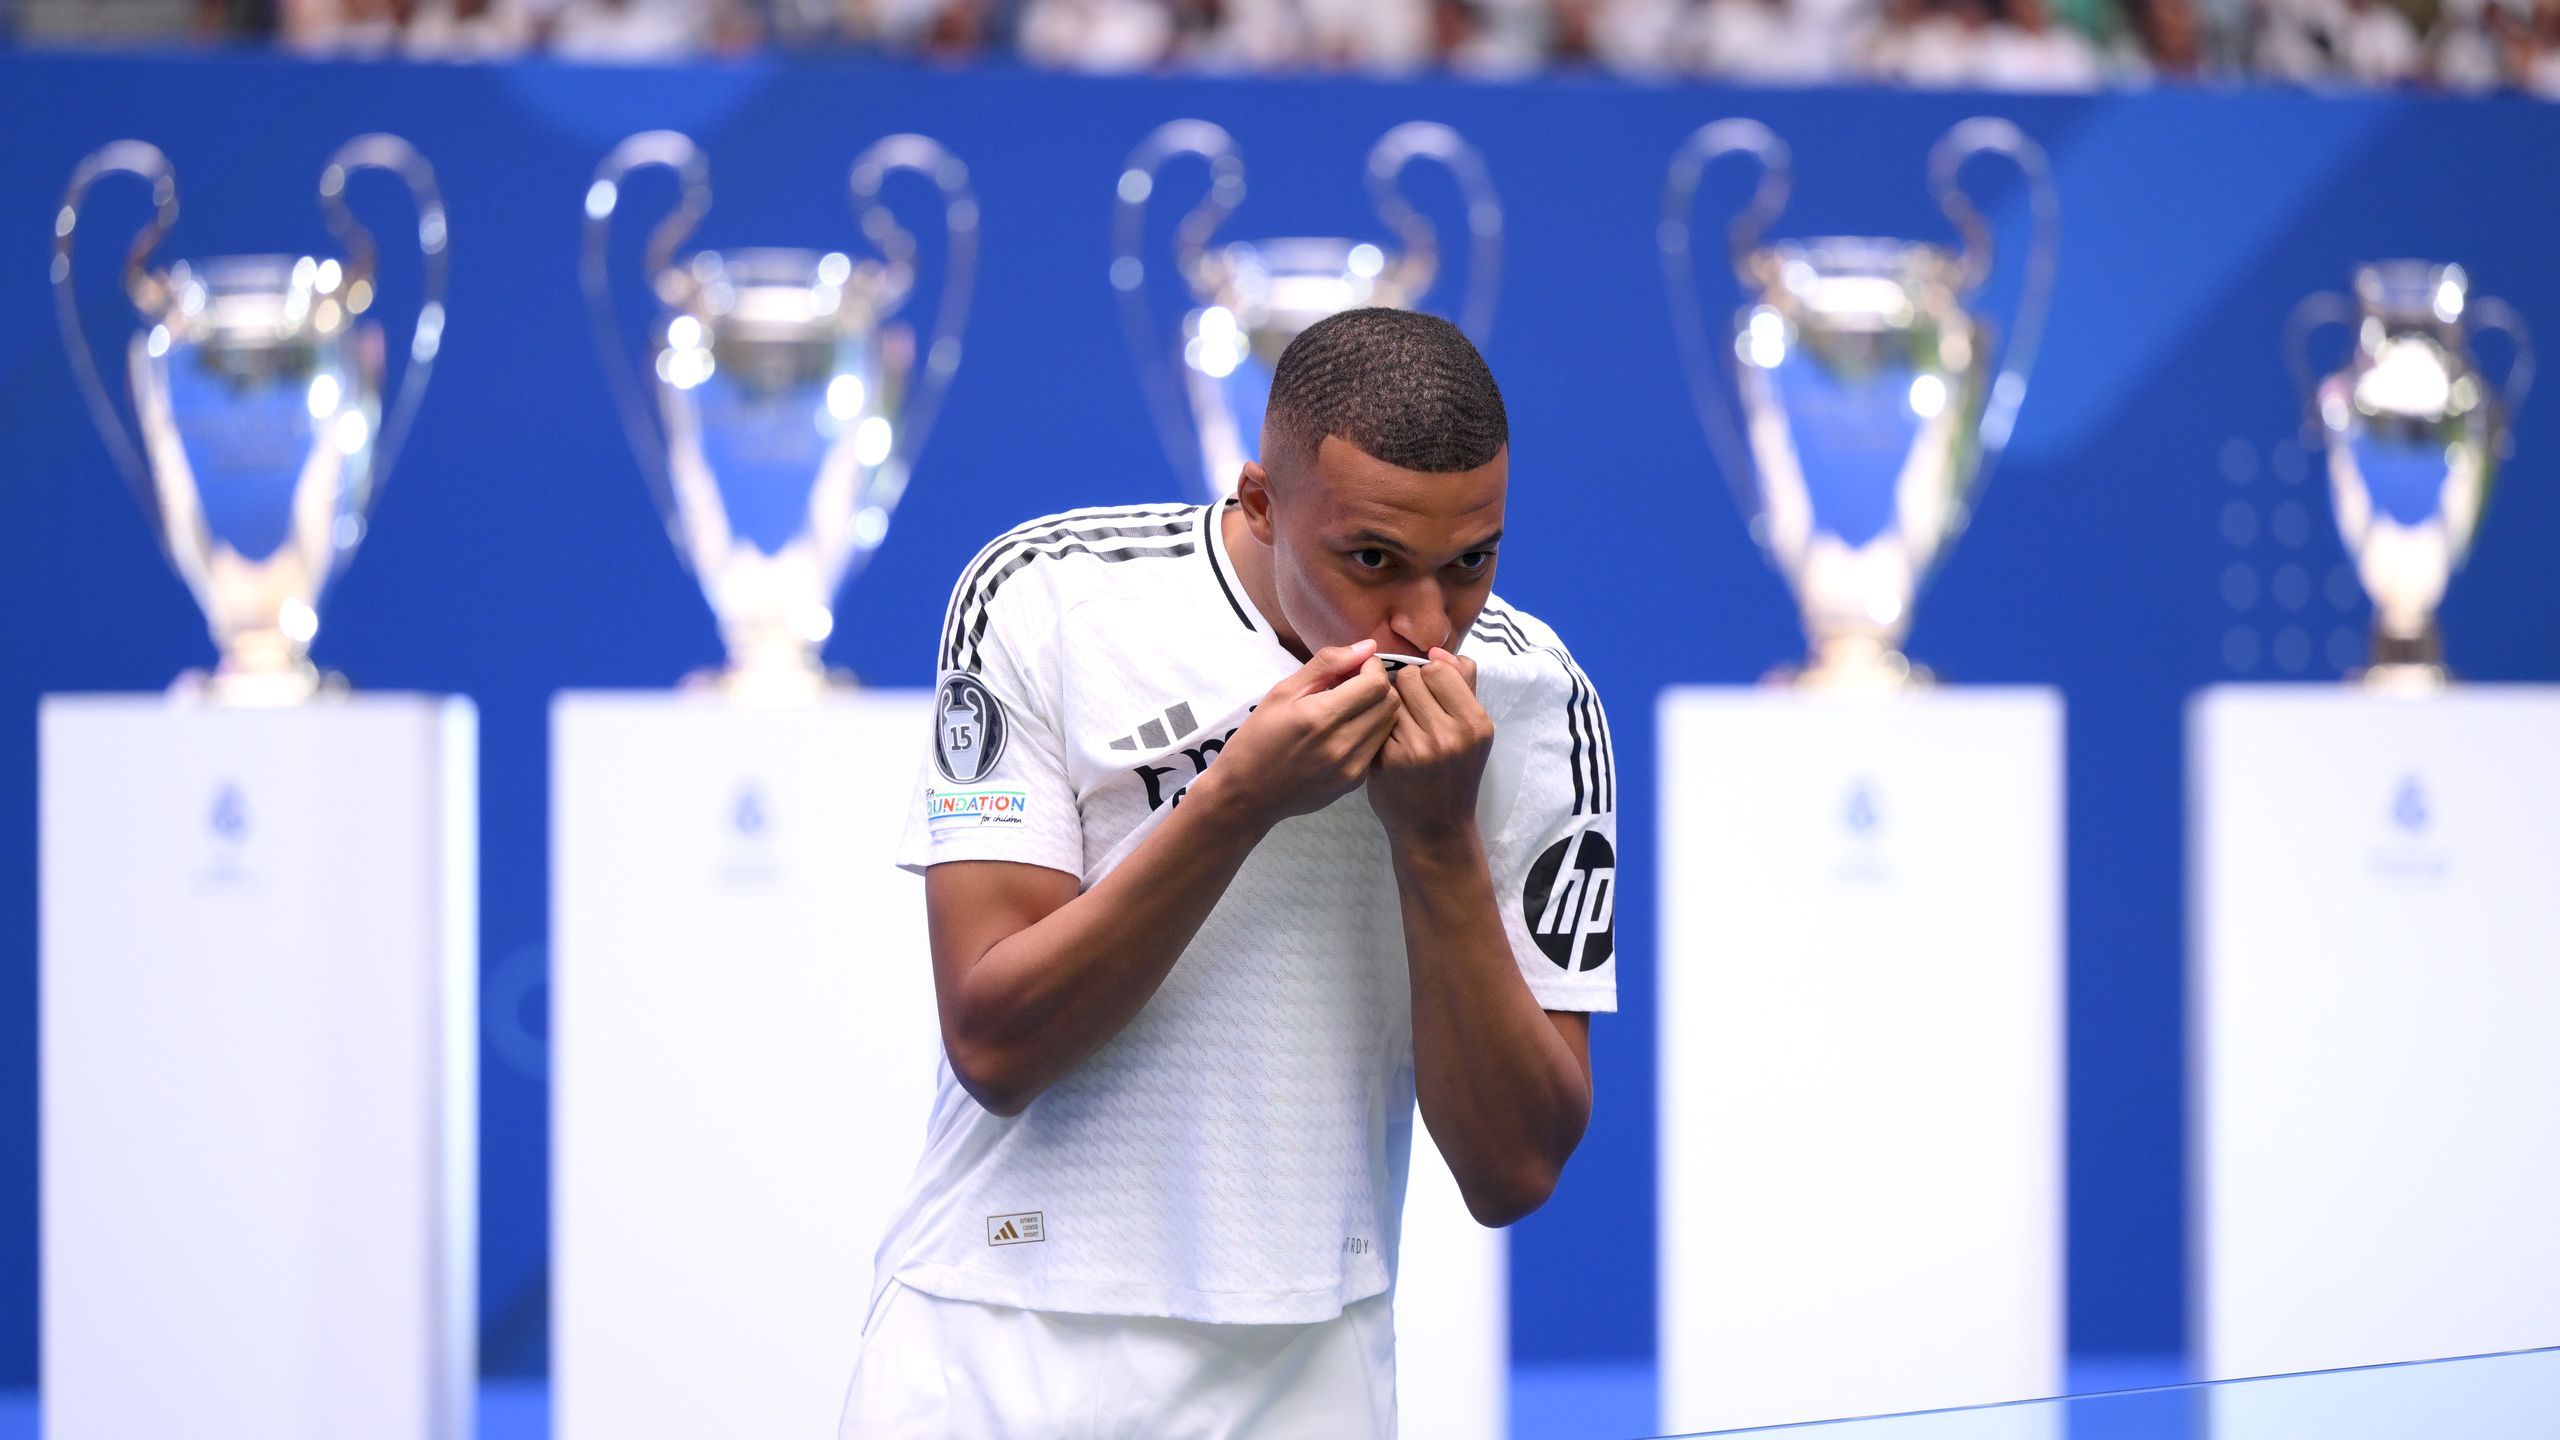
933, 674, 1010, 784
1523, 830, 1617, 972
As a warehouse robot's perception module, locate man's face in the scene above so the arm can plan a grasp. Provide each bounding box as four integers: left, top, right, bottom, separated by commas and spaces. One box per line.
1238, 435, 1508, 657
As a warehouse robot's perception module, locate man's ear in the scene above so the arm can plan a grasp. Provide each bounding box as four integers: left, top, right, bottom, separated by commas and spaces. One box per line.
1237, 461, 1277, 544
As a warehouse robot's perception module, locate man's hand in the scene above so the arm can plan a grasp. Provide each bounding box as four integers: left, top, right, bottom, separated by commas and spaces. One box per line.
1197, 639, 1403, 828
1368, 645, 1493, 843
926, 646, 1393, 1116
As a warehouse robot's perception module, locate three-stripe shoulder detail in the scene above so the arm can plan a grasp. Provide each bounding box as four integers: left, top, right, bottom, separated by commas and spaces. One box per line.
939, 505, 1199, 672
1469, 604, 1614, 816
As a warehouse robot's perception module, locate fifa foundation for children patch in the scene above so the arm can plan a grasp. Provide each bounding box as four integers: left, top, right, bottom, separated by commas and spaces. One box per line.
924, 787, 1031, 828
934, 672, 1010, 783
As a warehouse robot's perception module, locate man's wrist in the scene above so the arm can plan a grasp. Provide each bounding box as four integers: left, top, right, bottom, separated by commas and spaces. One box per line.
1386, 813, 1484, 872
1179, 765, 1279, 840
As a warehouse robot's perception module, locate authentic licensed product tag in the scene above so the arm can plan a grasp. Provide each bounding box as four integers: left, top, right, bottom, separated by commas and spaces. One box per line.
987, 1211, 1045, 1246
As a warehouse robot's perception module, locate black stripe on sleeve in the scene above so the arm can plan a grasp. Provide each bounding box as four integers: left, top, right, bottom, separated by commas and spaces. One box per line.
1588, 682, 1615, 812
952, 519, 1191, 669
1483, 602, 1612, 811
1469, 616, 1588, 815
937, 504, 1196, 670
939, 507, 1195, 670
958, 536, 1198, 671
1558, 670, 1592, 815
1472, 607, 1610, 816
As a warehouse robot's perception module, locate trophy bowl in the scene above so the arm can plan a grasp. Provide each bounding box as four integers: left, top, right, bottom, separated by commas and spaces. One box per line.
1175, 236, 1431, 498
1663, 118, 2057, 690
54, 136, 447, 705
1113, 119, 1500, 500
2290, 260, 2531, 690
585, 132, 976, 698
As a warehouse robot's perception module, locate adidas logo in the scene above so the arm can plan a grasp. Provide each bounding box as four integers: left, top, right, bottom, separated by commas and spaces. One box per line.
1108, 701, 1199, 753
987, 1210, 1045, 1246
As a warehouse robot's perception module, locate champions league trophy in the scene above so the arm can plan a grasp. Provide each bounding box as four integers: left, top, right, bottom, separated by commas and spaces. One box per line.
53, 136, 448, 705
2289, 262, 2531, 691
1112, 120, 1501, 501
584, 131, 977, 696
1661, 118, 2058, 690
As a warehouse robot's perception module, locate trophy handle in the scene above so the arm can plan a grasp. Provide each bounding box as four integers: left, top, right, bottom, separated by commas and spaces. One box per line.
1366, 121, 1502, 342
581, 130, 711, 555
1929, 117, 2059, 459
319, 134, 449, 495
51, 139, 180, 517
1112, 119, 1245, 484
2283, 291, 2356, 425
849, 134, 980, 486
2467, 295, 2535, 420
1660, 120, 1792, 526
1664, 119, 1790, 288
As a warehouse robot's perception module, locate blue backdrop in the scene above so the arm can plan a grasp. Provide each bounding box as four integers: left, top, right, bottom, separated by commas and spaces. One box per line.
3, 52, 2558, 1384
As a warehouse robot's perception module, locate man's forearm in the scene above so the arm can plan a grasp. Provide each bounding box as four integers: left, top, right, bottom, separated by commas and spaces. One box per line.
943, 769, 1271, 1114
1392, 821, 1592, 1226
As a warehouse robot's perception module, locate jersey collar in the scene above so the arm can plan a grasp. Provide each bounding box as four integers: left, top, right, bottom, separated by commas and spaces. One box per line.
1201, 498, 1320, 678
1200, 499, 1264, 636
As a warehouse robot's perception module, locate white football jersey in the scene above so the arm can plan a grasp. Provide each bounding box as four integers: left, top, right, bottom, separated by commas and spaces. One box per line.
870, 499, 1618, 1326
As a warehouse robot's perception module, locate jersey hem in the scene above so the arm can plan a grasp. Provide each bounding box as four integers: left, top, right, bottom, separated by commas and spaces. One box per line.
1527, 988, 1619, 1013
889, 1259, 1392, 1327
898, 848, 1083, 879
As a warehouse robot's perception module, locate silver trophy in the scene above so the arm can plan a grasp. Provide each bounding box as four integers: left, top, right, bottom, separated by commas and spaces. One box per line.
1662, 118, 2058, 690
1112, 120, 1500, 501
54, 136, 447, 705
584, 131, 976, 696
2289, 262, 2531, 691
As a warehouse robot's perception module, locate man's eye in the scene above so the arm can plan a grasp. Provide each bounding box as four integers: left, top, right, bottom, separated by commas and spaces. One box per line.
1351, 549, 1389, 570
1453, 552, 1492, 572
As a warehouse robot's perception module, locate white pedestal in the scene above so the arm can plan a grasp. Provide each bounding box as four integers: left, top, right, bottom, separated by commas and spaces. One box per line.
2190, 686, 2560, 1381
552, 691, 941, 1440
40, 695, 478, 1440
1657, 688, 2065, 1435
1395, 1131, 1506, 1440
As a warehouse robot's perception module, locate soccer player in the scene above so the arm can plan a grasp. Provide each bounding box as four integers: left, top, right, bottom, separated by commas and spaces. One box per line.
840, 308, 1618, 1437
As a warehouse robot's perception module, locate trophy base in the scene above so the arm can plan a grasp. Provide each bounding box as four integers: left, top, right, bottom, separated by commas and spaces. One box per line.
173, 663, 345, 708
2354, 620, 2451, 695
2352, 663, 2451, 696
1770, 637, 1933, 693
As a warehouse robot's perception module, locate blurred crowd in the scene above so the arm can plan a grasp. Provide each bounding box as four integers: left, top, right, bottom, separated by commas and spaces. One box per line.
15, 0, 2560, 93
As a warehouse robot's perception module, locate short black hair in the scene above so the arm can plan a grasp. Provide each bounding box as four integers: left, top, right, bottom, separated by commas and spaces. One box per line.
1260, 308, 1508, 477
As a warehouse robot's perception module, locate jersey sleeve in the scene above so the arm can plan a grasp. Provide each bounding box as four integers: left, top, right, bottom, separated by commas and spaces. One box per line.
1482, 647, 1619, 1013
895, 541, 1085, 880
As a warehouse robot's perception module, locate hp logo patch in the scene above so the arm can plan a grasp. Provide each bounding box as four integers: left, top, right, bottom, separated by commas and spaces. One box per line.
1525, 829, 1616, 972
935, 673, 1010, 784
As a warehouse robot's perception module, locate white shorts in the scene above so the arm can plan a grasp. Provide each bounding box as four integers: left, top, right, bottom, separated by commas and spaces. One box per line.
836, 1280, 1399, 1440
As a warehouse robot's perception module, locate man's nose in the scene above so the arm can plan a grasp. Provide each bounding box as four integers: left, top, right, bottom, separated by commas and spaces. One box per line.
1387, 583, 1452, 654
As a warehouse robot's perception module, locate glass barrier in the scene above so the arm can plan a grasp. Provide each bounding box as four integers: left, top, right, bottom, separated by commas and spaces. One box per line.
1665, 1346, 2560, 1439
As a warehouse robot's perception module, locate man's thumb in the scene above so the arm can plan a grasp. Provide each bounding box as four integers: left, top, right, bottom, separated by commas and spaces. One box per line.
1282, 638, 1378, 695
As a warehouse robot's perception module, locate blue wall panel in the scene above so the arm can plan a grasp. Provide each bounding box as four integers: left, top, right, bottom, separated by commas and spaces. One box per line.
2, 53, 2557, 1383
